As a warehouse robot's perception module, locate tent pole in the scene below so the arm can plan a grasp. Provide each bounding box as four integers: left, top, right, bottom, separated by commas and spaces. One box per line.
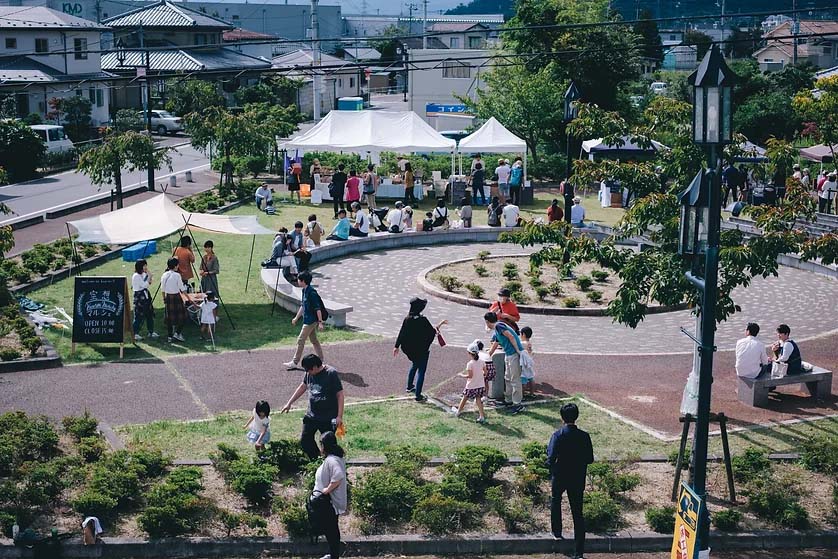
245, 234, 255, 292
523, 151, 528, 201
450, 151, 455, 204
66, 223, 81, 277
182, 217, 236, 331
152, 213, 193, 308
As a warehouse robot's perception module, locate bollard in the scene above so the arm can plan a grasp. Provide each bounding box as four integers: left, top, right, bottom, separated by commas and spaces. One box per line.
185, 170, 193, 182
169, 175, 177, 188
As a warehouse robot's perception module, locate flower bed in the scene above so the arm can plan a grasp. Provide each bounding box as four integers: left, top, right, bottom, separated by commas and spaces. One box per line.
0, 304, 44, 362
2, 239, 110, 289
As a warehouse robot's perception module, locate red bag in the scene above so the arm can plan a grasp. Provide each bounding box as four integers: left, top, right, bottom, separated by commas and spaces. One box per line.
436, 328, 446, 347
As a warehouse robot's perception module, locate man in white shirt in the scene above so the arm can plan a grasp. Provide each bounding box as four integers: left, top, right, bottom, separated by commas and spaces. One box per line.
160, 257, 187, 343
570, 196, 586, 226
387, 201, 405, 233
349, 202, 369, 237
254, 183, 272, 211
735, 322, 770, 380
495, 159, 511, 203
501, 202, 520, 227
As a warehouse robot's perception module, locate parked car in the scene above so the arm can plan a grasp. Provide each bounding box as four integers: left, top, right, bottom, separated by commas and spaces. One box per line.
650, 82, 668, 95
147, 110, 183, 135
29, 125, 74, 153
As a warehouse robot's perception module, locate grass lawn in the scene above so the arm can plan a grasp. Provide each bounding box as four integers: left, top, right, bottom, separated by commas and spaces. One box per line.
116, 395, 837, 461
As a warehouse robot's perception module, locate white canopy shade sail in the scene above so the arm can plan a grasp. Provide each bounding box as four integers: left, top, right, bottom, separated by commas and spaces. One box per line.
281, 110, 457, 153
581, 136, 667, 160
68, 194, 275, 244
458, 117, 526, 153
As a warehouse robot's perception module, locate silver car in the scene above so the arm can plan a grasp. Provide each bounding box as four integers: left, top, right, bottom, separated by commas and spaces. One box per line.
149, 110, 183, 135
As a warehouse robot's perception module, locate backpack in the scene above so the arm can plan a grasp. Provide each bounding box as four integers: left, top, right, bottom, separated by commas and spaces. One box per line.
510, 166, 523, 186
307, 287, 330, 323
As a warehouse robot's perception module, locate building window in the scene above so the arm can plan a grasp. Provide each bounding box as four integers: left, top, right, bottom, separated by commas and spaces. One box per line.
468, 36, 482, 49
96, 88, 104, 107
5, 38, 16, 49
763, 58, 774, 63
823, 45, 832, 54
74, 38, 88, 60
338, 78, 342, 87
442, 60, 470, 79
669, 34, 676, 40
195, 34, 207, 45
232, 14, 239, 20
88, 87, 96, 104
450, 37, 460, 48
349, 76, 355, 88
35, 38, 49, 53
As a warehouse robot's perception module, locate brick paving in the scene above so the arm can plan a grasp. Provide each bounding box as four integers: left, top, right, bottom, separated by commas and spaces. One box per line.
311, 243, 838, 354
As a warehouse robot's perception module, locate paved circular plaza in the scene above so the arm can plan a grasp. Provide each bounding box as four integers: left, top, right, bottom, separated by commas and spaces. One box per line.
313, 242, 838, 354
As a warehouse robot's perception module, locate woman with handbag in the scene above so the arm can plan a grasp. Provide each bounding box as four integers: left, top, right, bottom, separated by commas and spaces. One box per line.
312, 431, 347, 559
393, 297, 448, 402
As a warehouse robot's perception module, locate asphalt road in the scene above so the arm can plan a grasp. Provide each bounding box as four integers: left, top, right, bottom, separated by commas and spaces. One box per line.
0, 138, 209, 223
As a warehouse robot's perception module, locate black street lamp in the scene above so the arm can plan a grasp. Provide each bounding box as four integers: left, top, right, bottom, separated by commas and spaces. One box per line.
562, 81, 581, 223
682, 42, 734, 558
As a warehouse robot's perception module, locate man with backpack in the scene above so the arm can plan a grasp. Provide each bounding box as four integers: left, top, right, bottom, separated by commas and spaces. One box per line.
284, 271, 327, 370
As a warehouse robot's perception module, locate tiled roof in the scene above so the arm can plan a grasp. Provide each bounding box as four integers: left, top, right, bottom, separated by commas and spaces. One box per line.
428, 22, 486, 32
764, 20, 838, 39
102, 1, 233, 29
102, 47, 269, 72
0, 6, 107, 30
342, 47, 381, 61
272, 49, 347, 69
223, 28, 275, 42
401, 37, 448, 50
816, 65, 838, 80
0, 56, 115, 83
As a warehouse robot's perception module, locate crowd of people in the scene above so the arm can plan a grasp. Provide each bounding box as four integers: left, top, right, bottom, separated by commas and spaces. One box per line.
720, 161, 838, 213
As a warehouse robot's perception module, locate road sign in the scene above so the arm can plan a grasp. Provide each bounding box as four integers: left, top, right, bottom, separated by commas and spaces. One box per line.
425, 103, 470, 116
671, 482, 703, 559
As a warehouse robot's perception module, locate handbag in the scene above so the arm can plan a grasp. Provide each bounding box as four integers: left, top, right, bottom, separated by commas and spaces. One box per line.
436, 328, 446, 347
771, 361, 788, 379
306, 490, 332, 538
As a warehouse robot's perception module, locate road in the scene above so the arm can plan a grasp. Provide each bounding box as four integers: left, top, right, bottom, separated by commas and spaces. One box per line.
0, 138, 209, 224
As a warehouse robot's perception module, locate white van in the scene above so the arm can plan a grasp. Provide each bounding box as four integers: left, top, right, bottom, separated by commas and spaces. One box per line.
650, 82, 668, 95
29, 125, 75, 153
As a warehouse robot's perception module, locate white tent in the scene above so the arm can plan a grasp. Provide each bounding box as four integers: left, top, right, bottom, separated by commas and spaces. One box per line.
458, 117, 527, 179
581, 136, 667, 160
68, 194, 274, 245
282, 110, 457, 153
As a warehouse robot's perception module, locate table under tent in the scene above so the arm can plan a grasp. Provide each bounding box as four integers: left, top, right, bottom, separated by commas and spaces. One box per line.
457, 117, 529, 205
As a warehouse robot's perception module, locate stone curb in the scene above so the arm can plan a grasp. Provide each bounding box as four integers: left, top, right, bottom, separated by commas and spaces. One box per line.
417, 253, 688, 317
1, 529, 835, 558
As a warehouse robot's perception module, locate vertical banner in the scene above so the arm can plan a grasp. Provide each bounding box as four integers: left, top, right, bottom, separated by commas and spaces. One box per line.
671, 482, 703, 559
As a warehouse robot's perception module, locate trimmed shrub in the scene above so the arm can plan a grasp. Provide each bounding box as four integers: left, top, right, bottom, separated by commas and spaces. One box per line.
502, 264, 519, 280
383, 445, 429, 478
71, 490, 118, 520
139, 467, 213, 538
63, 410, 98, 441
588, 462, 640, 496
275, 499, 310, 539
732, 448, 771, 484
466, 283, 485, 299
586, 290, 603, 303
438, 275, 462, 292
130, 447, 171, 479
780, 502, 810, 529
745, 476, 809, 528
257, 439, 310, 475
218, 509, 267, 537
528, 276, 543, 288
712, 508, 742, 532
0, 348, 20, 361
441, 446, 507, 501
583, 490, 620, 532
575, 276, 593, 291
485, 485, 536, 533
591, 270, 610, 282
77, 436, 106, 463
474, 264, 489, 277
514, 465, 545, 500
645, 506, 676, 533
535, 286, 550, 300
562, 297, 581, 308
354, 469, 426, 524
667, 447, 690, 470
547, 282, 563, 296
437, 475, 470, 500
228, 460, 277, 505
0, 412, 59, 475
412, 493, 478, 535
799, 435, 838, 475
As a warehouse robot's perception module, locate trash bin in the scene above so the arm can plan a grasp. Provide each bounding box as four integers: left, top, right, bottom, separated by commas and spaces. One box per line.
310, 190, 323, 205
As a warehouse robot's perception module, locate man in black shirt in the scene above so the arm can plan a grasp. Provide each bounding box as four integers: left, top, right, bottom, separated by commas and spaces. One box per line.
331, 164, 348, 219
547, 403, 594, 559
281, 353, 345, 459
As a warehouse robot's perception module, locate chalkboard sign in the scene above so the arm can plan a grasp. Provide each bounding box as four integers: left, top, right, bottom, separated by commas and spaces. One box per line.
72, 276, 129, 344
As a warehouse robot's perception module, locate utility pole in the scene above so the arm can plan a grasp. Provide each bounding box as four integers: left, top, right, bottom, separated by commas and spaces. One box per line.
793, 0, 799, 65
407, 2, 417, 35
139, 22, 154, 192
310, 0, 321, 120
422, 0, 428, 49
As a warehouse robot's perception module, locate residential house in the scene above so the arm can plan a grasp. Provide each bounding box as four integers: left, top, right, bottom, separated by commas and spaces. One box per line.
407, 48, 490, 130
0, 7, 112, 125
662, 44, 698, 70
223, 28, 275, 61
341, 13, 504, 40
342, 46, 381, 63
272, 49, 362, 118
101, 0, 271, 110
753, 20, 838, 71
427, 22, 489, 50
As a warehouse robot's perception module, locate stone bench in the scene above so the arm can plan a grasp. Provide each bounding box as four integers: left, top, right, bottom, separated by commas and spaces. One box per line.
260, 268, 353, 328
738, 366, 832, 407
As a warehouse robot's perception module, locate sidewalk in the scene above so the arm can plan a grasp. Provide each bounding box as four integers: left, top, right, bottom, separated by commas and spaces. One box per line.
9, 169, 220, 256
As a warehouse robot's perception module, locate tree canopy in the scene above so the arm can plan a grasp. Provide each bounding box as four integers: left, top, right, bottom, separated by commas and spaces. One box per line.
165, 80, 225, 117
794, 75, 838, 163
633, 9, 663, 62
0, 121, 45, 183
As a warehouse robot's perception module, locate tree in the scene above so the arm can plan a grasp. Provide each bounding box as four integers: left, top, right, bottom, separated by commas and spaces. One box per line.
185, 106, 264, 187
233, 76, 301, 107
793, 75, 838, 164
369, 25, 404, 63
0, 95, 15, 119
684, 30, 712, 60
633, 9, 663, 62
734, 92, 801, 143
459, 63, 565, 166
77, 131, 172, 209
112, 108, 144, 133
0, 120, 46, 182
0, 199, 14, 307
725, 26, 762, 59
49, 96, 92, 141
164, 80, 225, 117
242, 102, 302, 173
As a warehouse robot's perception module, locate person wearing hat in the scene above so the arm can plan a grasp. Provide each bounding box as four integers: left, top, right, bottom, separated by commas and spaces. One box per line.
387, 201, 406, 233
393, 298, 448, 402
449, 339, 488, 423
819, 171, 838, 214
487, 288, 520, 404
570, 196, 586, 227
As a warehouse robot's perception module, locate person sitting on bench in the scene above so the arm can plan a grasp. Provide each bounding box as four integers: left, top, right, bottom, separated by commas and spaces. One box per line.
735, 322, 771, 380
771, 324, 803, 375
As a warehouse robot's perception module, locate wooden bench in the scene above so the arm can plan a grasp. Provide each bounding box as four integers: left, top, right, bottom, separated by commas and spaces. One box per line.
260, 268, 353, 328
738, 366, 833, 407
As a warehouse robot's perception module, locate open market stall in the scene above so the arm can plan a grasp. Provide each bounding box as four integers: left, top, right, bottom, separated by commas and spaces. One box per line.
733, 141, 768, 163
799, 143, 837, 164
581, 136, 667, 161
458, 117, 528, 204
281, 110, 457, 202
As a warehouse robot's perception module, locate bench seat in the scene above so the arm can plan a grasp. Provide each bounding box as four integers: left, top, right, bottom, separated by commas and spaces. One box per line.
260, 268, 353, 328
738, 366, 832, 407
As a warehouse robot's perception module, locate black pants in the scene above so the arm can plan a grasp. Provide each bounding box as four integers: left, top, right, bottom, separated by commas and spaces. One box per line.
300, 416, 334, 460
510, 185, 521, 206
321, 506, 341, 559
819, 197, 832, 214
294, 250, 312, 272
551, 477, 585, 557
333, 190, 346, 217
404, 187, 418, 205
472, 185, 486, 205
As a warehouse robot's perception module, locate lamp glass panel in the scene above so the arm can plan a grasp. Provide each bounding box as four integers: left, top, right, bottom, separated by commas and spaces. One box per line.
686, 206, 697, 254
696, 206, 709, 254
721, 87, 732, 142
706, 87, 719, 144
693, 87, 704, 143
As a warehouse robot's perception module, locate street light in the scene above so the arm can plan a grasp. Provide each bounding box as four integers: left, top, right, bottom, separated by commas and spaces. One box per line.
115, 40, 155, 193
682, 42, 734, 559
562, 81, 581, 224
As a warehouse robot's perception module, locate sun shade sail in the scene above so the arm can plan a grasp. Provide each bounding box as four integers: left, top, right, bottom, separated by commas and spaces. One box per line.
799, 144, 837, 163
68, 194, 274, 244
458, 117, 526, 153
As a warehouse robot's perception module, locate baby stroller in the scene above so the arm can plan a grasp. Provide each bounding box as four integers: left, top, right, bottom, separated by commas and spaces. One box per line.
370, 207, 390, 232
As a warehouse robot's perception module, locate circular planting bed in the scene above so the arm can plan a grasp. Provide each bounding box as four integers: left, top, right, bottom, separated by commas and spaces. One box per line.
423, 254, 685, 316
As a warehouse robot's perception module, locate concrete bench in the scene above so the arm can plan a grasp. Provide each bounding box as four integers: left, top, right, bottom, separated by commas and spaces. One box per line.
260, 268, 353, 328
738, 366, 832, 407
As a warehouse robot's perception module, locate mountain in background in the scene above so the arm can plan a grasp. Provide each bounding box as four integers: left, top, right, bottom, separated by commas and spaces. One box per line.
445, 0, 513, 18
610, 0, 838, 22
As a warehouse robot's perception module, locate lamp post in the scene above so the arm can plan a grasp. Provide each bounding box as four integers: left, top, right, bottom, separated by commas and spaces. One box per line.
563, 81, 580, 223
116, 41, 155, 192
681, 43, 734, 558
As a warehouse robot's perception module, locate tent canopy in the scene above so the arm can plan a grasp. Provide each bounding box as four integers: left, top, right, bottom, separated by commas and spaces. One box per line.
68, 194, 275, 244
458, 117, 526, 153
582, 136, 667, 160
733, 141, 767, 163
799, 143, 837, 163
281, 110, 456, 153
